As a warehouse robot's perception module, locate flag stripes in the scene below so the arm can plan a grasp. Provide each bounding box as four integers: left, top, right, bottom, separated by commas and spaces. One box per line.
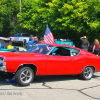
44, 25, 55, 44
44, 33, 54, 44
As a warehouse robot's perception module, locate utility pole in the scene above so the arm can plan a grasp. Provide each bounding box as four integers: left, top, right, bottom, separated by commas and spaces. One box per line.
19, 0, 21, 33
20, 0, 21, 12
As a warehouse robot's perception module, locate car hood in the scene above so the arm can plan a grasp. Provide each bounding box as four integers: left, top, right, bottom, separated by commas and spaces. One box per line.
0, 52, 40, 58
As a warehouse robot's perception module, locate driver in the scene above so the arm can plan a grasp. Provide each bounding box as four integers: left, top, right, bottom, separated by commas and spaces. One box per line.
39, 37, 47, 54
28, 37, 47, 54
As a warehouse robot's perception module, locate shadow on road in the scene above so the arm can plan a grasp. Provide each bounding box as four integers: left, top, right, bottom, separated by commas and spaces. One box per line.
34, 75, 80, 83
0, 74, 100, 87
0, 75, 79, 87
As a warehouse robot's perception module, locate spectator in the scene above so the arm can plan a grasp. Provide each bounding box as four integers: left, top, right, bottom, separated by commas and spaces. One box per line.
32, 36, 40, 46
27, 35, 34, 50
80, 36, 89, 51
93, 39, 100, 56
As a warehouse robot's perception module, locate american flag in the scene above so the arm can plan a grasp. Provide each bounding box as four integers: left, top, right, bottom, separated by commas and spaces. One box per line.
44, 25, 55, 44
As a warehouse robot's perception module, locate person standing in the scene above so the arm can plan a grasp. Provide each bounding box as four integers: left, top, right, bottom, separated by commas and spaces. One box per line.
93, 39, 100, 56
27, 35, 34, 50
80, 36, 89, 51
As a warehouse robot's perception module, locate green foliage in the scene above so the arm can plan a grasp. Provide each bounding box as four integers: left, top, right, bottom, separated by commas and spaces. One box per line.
0, 0, 19, 36
17, 0, 100, 44
0, 0, 100, 46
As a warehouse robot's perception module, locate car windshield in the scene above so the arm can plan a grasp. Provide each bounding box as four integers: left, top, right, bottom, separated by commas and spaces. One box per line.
27, 44, 54, 54
14, 33, 21, 37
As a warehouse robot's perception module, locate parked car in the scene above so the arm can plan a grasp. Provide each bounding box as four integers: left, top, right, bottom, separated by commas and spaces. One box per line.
0, 43, 100, 86
9, 33, 30, 47
55, 38, 73, 46
0, 48, 16, 52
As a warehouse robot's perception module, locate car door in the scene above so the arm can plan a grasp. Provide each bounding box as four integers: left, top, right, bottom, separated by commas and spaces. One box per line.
45, 47, 74, 75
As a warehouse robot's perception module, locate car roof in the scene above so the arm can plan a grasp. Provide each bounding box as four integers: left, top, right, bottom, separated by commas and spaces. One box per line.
37, 43, 72, 48
37, 43, 84, 51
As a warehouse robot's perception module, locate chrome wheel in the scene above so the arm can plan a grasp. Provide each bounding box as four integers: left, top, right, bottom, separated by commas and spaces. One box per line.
84, 67, 93, 79
20, 69, 32, 84
80, 67, 94, 80
15, 67, 34, 86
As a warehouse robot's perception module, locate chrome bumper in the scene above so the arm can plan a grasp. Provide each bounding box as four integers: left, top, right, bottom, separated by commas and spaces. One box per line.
0, 66, 7, 72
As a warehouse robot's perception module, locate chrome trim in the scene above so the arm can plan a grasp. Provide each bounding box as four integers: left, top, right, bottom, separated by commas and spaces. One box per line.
47, 46, 55, 55
0, 66, 7, 72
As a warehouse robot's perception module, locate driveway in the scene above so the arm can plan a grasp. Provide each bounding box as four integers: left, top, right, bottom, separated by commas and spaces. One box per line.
0, 72, 100, 100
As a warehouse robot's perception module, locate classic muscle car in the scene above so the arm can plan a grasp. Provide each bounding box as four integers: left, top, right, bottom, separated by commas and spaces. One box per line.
0, 43, 100, 86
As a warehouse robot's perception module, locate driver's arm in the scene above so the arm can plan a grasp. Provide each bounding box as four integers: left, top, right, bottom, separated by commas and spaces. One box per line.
39, 48, 43, 54
32, 47, 39, 52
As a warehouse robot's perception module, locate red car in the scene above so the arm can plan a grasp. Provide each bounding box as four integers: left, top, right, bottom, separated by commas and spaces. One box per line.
0, 43, 100, 86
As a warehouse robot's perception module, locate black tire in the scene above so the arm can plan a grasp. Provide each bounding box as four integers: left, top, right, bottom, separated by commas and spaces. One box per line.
15, 67, 34, 86
80, 67, 94, 80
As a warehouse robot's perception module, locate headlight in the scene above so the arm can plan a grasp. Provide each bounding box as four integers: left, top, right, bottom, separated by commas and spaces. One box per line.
0, 57, 5, 66
0, 59, 3, 65
0, 61, 6, 66
3, 62, 6, 66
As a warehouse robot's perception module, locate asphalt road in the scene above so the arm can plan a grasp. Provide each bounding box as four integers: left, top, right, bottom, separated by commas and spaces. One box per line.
0, 72, 100, 100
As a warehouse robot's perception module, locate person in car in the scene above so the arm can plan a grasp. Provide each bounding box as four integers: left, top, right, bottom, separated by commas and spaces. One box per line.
32, 36, 40, 46
28, 37, 47, 54
39, 37, 47, 54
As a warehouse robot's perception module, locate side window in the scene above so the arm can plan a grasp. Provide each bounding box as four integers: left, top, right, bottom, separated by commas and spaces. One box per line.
51, 47, 70, 56
14, 33, 18, 37
22, 34, 30, 37
69, 48, 80, 56
18, 33, 21, 37
50, 47, 80, 56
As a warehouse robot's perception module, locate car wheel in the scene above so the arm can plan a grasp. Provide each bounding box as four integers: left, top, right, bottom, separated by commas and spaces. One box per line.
80, 67, 93, 80
15, 67, 34, 86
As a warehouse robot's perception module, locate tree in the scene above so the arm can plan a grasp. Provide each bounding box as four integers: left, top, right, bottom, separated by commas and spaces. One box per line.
0, 0, 19, 36
18, 0, 100, 45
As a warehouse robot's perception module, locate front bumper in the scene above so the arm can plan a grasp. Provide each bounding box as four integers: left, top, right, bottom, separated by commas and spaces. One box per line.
0, 66, 7, 72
